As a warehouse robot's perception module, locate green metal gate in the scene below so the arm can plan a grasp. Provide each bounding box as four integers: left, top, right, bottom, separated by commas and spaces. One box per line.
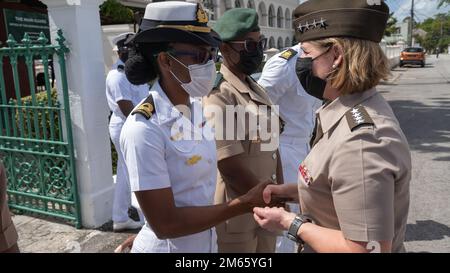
0, 30, 81, 228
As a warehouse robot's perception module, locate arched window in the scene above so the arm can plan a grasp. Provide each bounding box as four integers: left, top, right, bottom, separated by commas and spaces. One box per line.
268, 5, 275, 27
285, 37, 291, 47
234, 0, 244, 8
247, 0, 255, 9
277, 37, 284, 49
258, 2, 267, 27
269, 36, 275, 49
285, 8, 291, 29
277, 7, 283, 28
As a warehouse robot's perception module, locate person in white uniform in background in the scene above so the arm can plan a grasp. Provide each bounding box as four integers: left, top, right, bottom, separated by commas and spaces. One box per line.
106, 32, 148, 232
119, 1, 280, 253
258, 44, 322, 252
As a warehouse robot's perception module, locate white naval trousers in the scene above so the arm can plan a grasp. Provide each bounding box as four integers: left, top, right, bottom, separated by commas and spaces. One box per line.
109, 123, 143, 223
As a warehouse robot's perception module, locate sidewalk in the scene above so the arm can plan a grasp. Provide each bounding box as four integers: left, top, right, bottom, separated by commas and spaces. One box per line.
12, 214, 137, 253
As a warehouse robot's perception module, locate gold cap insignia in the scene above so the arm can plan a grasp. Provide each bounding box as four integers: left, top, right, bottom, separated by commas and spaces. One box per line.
196, 4, 208, 24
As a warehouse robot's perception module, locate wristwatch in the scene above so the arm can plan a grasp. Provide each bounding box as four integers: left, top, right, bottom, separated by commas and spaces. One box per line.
287, 214, 312, 244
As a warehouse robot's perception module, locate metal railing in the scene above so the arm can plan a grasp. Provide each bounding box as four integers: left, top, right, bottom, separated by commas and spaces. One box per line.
0, 30, 81, 228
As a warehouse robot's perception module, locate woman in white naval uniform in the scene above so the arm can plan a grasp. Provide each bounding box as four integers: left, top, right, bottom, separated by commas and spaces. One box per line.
258, 44, 321, 252
119, 1, 277, 253
106, 32, 149, 231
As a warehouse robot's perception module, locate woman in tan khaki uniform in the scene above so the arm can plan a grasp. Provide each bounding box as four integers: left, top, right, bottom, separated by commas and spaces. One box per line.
204, 8, 283, 253
0, 161, 19, 253
253, 0, 411, 253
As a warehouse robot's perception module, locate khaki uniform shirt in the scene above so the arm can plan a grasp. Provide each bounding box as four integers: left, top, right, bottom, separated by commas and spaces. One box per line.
299, 88, 411, 253
0, 161, 18, 252
204, 65, 281, 234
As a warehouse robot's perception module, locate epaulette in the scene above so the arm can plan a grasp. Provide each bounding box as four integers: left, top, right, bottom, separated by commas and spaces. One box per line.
214, 72, 224, 89
279, 49, 298, 61
131, 95, 155, 120
345, 105, 374, 132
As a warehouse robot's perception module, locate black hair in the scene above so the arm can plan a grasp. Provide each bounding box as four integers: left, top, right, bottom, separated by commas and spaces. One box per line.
125, 42, 169, 85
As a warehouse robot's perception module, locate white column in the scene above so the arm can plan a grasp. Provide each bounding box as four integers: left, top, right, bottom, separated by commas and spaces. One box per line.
42, 0, 114, 228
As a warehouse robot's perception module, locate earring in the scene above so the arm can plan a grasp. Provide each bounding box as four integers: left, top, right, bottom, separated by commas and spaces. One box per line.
332, 64, 337, 69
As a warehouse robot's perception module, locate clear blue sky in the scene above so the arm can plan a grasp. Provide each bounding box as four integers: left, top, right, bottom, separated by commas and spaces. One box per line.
386, 0, 450, 22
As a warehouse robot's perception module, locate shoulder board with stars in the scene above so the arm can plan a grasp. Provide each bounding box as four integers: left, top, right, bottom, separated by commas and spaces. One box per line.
279, 49, 298, 61
131, 95, 155, 120
213, 72, 224, 89
345, 105, 374, 132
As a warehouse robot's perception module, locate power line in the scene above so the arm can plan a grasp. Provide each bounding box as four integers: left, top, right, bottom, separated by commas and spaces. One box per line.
410, 0, 414, 46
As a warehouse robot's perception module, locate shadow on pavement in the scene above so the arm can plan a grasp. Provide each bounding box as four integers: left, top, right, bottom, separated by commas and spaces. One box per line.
405, 220, 450, 242
387, 99, 450, 162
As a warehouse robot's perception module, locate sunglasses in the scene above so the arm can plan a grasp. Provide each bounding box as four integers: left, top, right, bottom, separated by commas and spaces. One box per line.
228, 38, 268, 53
167, 47, 219, 65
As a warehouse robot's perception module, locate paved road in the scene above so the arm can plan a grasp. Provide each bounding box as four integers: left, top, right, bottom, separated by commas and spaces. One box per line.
378, 54, 450, 253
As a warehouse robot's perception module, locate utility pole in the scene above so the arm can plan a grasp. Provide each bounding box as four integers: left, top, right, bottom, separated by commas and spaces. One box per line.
438, 19, 444, 54
410, 0, 415, 47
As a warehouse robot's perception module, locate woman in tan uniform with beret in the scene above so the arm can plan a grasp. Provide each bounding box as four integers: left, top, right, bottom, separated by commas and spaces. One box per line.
205, 8, 283, 253
253, 0, 411, 253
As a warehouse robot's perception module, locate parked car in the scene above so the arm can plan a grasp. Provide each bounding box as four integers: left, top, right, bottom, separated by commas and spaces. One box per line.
400, 47, 426, 67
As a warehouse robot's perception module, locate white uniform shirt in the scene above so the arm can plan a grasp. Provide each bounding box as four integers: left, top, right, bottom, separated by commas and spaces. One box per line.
258, 44, 322, 140
120, 81, 217, 253
106, 60, 150, 126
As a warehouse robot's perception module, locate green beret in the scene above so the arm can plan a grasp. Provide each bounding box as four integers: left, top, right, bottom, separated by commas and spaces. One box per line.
213, 8, 260, 42
293, 0, 389, 43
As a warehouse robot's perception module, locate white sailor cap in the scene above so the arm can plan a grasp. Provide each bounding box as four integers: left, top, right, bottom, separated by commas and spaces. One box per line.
132, 1, 221, 47
112, 32, 135, 51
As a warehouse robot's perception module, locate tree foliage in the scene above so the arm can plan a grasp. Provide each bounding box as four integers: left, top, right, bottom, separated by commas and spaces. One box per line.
415, 13, 450, 53
384, 13, 399, 37
100, 0, 134, 25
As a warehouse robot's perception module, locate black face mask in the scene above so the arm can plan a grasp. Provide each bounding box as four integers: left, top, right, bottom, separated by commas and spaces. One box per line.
295, 58, 326, 100
295, 47, 332, 101
233, 47, 264, 76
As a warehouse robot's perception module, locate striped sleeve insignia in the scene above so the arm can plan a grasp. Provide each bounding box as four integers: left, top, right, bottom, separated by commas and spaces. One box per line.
131, 95, 155, 120
279, 49, 298, 60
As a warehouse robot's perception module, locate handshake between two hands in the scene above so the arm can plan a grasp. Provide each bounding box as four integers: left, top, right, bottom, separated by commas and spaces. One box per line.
114, 182, 299, 253
245, 182, 298, 234
243, 181, 298, 210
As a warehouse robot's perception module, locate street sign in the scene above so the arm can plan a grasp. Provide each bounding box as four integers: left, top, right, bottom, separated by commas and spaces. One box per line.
3, 8, 50, 44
